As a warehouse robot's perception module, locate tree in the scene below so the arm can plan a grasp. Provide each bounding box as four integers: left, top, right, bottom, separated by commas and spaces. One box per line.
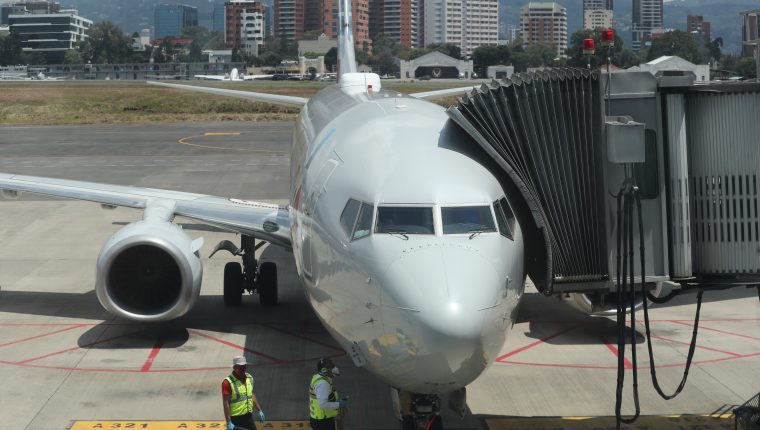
511, 43, 556, 71
705, 37, 723, 64
324, 47, 337, 70
63, 49, 83, 64
472, 44, 511, 76
647, 30, 705, 64
736, 56, 757, 79
79, 21, 132, 64
0, 33, 25, 66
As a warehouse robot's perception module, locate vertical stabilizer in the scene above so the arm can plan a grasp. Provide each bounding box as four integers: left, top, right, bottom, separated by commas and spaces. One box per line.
338, 0, 358, 76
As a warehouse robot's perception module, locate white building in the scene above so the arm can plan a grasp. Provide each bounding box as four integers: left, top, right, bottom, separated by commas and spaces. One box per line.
8, 9, 92, 51
520, 2, 567, 57
241, 7, 265, 56
632, 0, 663, 51
298, 34, 338, 56
583, 0, 612, 30
423, 0, 497, 56
584, 9, 613, 30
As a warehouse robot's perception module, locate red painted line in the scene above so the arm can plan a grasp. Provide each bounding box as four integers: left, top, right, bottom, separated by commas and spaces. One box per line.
649, 335, 742, 357
140, 340, 164, 372
0, 324, 86, 348
0, 323, 98, 327
187, 329, 284, 364
261, 323, 343, 351
670, 321, 760, 341
602, 339, 634, 369
16, 331, 144, 364
495, 325, 578, 361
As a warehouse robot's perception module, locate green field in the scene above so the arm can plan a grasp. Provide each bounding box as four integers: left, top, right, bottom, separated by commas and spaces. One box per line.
0, 80, 470, 126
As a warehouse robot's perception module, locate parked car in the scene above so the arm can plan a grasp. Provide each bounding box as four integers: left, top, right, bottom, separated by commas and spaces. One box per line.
418, 75, 431, 81
271, 74, 289, 81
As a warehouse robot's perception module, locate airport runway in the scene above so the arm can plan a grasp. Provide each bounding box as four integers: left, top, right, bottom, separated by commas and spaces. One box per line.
1, 122, 759, 430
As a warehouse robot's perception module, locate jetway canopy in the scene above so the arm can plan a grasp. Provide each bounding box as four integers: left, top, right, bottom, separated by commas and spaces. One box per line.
448, 68, 760, 294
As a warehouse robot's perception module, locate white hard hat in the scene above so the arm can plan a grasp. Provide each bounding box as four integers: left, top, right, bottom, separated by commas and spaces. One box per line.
233, 356, 247, 366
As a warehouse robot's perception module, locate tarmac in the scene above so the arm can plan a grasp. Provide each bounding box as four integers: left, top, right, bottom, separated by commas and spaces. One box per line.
0, 122, 759, 430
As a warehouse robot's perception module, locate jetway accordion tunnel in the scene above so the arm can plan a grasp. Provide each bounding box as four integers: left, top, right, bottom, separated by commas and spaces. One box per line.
447, 68, 760, 295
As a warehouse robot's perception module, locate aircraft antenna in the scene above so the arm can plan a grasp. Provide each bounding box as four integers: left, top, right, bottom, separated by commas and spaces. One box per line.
337, 0, 358, 77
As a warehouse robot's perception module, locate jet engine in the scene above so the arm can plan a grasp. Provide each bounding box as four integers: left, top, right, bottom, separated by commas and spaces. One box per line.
95, 220, 203, 322
562, 291, 644, 316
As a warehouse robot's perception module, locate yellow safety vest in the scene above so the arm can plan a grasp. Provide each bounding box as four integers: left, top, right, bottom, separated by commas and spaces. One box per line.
226, 373, 254, 417
309, 374, 340, 420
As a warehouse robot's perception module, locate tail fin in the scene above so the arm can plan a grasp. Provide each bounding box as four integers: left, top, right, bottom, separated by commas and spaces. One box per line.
338, 0, 357, 77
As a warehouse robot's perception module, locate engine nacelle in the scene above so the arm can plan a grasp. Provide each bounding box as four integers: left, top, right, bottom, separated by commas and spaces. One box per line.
562, 291, 644, 316
95, 220, 203, 322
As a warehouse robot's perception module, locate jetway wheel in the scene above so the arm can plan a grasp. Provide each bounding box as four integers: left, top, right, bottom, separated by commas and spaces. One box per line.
223, 262, 244, 306
258, 262, 278, 307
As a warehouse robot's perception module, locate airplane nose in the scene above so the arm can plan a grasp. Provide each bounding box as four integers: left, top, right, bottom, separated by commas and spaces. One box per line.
380, 246, 509, 390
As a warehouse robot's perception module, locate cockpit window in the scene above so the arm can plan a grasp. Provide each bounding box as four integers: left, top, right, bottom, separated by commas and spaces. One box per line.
376, 207, 434, 234
441, 206, 497, 234
340, 199, 374, 241
340, 199, 361, 238
352, 203, 373, 240
493, 198, 515, 240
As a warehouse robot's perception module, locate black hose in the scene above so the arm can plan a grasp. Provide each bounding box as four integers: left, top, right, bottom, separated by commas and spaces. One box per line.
636, 190, 704, 400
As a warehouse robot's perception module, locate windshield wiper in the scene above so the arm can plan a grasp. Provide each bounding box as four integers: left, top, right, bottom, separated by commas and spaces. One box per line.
384, 229, 409, 240
468, 229, 490, 239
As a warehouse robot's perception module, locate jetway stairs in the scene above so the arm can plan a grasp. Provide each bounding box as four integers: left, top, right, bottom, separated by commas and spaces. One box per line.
448, 68, 760, 296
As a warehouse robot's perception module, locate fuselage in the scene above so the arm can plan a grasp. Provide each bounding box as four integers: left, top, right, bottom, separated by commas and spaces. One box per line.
288, 82, 525, 394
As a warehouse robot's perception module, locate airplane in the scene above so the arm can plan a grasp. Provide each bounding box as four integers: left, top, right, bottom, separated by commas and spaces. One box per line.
195, 67, 272, 81
0, 0, 610, 428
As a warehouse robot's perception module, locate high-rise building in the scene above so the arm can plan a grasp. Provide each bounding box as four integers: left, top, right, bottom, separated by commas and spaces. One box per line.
8, 7, 92, 51
583, 0, 613, 30
213, 2, 226, 32
154, 4, 198, 39
274, 0, 306, 41
369, 0, 420, 48
632, 0, 663, 51
686, 15, 710, 46
225, 1, 266, 55
322, 0, 371, 52
423, 0, 497, 55
520, 2, 567, 57
274, 0, 371, 52
2, 1, 62, 25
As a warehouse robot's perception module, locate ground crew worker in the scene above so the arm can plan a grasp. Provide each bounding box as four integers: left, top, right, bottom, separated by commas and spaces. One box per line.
222, 356, 265, 430
309, 357, 347, 430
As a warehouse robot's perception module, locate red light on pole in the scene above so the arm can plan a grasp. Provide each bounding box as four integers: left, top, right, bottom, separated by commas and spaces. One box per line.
601, 28, 615, 48
583, 38, 595, 55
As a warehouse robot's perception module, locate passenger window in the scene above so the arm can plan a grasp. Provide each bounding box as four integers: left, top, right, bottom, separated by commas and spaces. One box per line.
352, 203, 374, 240
494, 199, 514, 240
441, 206, 496, 234
376, 207, 434, 234
340, 199, 361, 238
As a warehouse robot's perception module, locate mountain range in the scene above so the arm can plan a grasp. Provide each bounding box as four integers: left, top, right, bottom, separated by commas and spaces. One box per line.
61, 0, 756, 54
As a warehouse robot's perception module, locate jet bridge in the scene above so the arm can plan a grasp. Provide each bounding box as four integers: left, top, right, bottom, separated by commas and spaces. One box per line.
448, 68, 760, 295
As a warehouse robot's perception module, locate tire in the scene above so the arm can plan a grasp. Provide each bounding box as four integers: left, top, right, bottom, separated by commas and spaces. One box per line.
258, 262, 278, 307
223, 262, 243, 306
428, 415, 443, 430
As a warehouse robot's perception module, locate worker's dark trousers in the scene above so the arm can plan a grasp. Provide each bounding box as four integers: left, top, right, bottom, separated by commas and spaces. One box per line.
231, 413, 257, 430
310, 417, 336, 430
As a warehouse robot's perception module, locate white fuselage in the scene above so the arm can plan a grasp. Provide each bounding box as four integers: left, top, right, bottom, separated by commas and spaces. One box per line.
288, 84, 525, 394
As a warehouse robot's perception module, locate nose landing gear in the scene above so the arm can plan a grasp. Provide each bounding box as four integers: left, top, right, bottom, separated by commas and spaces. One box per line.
213, 235, 278, 307
393, 390, 443, 430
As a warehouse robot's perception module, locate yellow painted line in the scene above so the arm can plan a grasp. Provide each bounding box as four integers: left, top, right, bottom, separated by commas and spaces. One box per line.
71, 421, 310, 429
203, 132, 241, 136
177, 135, 287, 155
485, 414, 734, 430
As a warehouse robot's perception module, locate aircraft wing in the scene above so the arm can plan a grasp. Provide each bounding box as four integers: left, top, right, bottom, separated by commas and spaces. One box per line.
243, 74, 273, 81
148, 81, 307, 107
194, 74, 228, 81
0, 173, 292, 249
409, 85, 479, 101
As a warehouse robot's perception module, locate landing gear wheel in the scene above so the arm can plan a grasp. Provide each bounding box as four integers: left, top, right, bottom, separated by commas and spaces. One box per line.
257, 261, 278, 307
223, 262, 244, 306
